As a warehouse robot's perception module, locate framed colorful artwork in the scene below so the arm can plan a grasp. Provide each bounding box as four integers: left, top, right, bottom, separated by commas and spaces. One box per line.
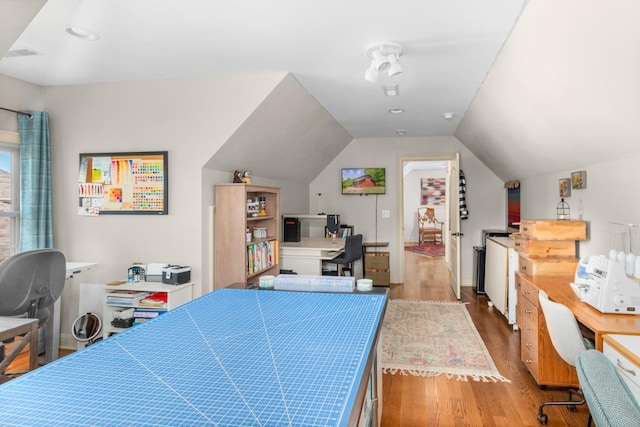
571, 170, 587, 189
78, 151, 168, 215
559, 178, 571, 197
420, 178, 446, 205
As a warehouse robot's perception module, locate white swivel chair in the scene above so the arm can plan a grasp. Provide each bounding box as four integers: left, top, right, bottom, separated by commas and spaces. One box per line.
537, 290, 593, 425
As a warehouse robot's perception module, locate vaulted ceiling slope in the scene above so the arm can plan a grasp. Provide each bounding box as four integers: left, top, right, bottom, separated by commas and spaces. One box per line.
205, 73, 352, 184
0, 0, 46, 56
455, 0, 640, 182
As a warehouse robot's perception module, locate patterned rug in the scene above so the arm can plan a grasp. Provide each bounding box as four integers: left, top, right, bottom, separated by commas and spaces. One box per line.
381, 299, 510, 382
404, 244, 444, 257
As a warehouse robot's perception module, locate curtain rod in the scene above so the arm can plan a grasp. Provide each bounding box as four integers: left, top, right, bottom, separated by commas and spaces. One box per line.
0, 107, 33, 119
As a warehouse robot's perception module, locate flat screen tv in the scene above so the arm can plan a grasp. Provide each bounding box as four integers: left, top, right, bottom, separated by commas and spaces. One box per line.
341, 168, 386, 195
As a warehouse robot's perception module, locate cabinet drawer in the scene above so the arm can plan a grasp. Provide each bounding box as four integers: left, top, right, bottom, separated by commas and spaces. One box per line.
518, 255, 578, 276
522, 333, 540, 380
364, 252, 389, 269
513, 235, 576, 257
519, 274, 539, 305
521, 297, 539, 333
603, 339, 640, 403
519, 220, 586, 241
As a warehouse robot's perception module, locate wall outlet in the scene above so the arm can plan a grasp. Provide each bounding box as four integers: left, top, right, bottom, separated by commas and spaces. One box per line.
381, 210, 391, 218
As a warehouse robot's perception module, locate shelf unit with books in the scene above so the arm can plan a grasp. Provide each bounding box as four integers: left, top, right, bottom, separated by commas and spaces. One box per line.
214, 184, 280, 288
102, 281, 195, 338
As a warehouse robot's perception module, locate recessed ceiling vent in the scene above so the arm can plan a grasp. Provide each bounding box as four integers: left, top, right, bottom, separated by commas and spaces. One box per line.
4, 48, 41, 58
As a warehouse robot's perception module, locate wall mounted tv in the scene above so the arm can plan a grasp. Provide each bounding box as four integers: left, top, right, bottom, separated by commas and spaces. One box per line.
341, 168, 386, 195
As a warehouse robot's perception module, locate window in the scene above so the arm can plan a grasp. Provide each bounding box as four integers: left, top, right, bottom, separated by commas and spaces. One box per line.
0, 134, 20, 262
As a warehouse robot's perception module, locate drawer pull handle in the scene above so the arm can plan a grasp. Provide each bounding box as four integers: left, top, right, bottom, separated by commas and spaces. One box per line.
525, 343, 532, 348
617, 359, 637, 377
524, 289, 531, 294
525, 326, 531, 331
525, 359, 532, 364
523, 227, 528, 232
525, 309, 531, 315
522, 266, 527, 271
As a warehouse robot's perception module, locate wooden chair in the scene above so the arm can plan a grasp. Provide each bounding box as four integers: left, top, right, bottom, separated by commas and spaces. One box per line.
418, 207, 444, 245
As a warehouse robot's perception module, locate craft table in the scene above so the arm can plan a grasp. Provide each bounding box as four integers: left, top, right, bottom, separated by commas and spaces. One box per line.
0, 317, 38, 374
0, 287, 387, 426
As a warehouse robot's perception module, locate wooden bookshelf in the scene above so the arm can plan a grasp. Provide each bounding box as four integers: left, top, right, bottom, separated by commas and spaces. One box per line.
214, 184, 280, 288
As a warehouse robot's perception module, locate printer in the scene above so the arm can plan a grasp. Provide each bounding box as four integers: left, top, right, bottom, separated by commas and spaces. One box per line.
162, 265, 191, 285
570, 255, 640, 314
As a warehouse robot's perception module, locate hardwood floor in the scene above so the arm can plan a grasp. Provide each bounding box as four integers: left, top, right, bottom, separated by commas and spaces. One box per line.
380, 250, 590, 426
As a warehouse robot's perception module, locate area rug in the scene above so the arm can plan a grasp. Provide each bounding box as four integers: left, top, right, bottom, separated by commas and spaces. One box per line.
404, 244, 444, 257
381, 299, 510, 382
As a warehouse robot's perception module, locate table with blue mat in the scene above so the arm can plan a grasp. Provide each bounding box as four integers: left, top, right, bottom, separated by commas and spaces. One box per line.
0, 287, 388, 426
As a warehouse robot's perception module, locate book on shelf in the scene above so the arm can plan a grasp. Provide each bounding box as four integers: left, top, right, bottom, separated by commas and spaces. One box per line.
138, 292, 168, 307
107, 290, 151, 300
133, 309, 164, 318
246, 240, 278, 274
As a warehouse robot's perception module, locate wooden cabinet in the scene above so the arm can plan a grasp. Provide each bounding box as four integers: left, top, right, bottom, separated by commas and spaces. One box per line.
364, 252, 390, 286
214, 184, 280, 289
517, 272, 579, 387
515, 219, 586, 387
103, 281, 195, 339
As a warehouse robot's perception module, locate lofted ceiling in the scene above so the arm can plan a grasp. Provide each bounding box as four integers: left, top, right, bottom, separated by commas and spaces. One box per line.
0, 0, 526, 140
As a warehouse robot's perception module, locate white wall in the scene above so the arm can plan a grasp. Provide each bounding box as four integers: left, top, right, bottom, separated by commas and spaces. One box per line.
520, 154, 640, 259
403, 168, 446, 243
39, 73, 285, 344
310, 136, 506, 285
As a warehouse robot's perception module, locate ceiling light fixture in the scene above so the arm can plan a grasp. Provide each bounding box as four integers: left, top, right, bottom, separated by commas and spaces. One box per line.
65, 26, 100, 41
389, 108, 405, 114
364, 41, 404, 83
396, 129, 406, 136
443, 112, 455, 120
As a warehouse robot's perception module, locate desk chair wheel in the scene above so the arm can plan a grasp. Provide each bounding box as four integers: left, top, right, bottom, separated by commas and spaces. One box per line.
537, 413, 548, 425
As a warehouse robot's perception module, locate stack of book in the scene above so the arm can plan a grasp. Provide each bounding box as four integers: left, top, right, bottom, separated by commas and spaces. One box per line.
138, 292, 168, 308
106, 290, 151, 306
133, 309, 165, 326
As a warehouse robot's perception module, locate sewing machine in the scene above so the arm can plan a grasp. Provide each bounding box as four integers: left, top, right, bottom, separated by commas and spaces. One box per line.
570, 255, 640, 314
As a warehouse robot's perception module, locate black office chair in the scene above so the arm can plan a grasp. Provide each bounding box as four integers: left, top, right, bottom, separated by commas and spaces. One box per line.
0, 249, 66, 378
329, 234, 363, 276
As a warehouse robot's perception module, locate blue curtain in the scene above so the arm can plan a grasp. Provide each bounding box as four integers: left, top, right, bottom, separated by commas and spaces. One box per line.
18, 110, 52, 251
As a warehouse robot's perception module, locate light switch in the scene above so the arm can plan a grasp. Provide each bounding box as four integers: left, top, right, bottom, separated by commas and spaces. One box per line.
381, 210, 391, 218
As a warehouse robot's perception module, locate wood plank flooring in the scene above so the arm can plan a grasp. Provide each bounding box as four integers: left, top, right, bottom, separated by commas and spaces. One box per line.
381, 250, 590, 426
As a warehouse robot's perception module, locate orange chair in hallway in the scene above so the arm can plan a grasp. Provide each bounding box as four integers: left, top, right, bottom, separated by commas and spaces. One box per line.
418, 207, 444, 245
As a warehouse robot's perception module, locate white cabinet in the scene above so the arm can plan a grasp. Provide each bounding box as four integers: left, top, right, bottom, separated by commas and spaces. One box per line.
102, 281, 195, 339
603, 334, 640, 404
485, 236, 519, 327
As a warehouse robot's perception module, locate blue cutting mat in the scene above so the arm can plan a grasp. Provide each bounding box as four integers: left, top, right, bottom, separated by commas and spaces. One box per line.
0, 288, 386, 426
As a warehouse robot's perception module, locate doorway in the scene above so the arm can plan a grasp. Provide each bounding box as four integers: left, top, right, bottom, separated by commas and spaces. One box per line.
397, 154, 461, 298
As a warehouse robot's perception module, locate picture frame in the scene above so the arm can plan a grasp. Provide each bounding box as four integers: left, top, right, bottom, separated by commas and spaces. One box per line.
571, 170, 587, 189
559, 178, 571, 197
78, 151, 168, 215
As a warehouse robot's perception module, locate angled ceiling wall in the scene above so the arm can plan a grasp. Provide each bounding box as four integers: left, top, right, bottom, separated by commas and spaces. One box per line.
455, 0, 640, 182
205, 73, 352, 184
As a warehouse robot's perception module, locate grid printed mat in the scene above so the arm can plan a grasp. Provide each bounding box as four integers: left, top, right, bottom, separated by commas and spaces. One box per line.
0, 289, 386, 426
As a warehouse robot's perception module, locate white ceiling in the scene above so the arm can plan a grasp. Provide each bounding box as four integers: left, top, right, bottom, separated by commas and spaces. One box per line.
0, 0, 526, 139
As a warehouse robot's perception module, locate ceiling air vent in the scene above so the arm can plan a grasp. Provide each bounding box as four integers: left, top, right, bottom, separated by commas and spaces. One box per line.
4, 48, 41, 58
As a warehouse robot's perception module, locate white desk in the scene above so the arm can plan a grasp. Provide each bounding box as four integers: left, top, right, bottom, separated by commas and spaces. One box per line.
43, 262, 97, 364
280, 237, 345, 275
